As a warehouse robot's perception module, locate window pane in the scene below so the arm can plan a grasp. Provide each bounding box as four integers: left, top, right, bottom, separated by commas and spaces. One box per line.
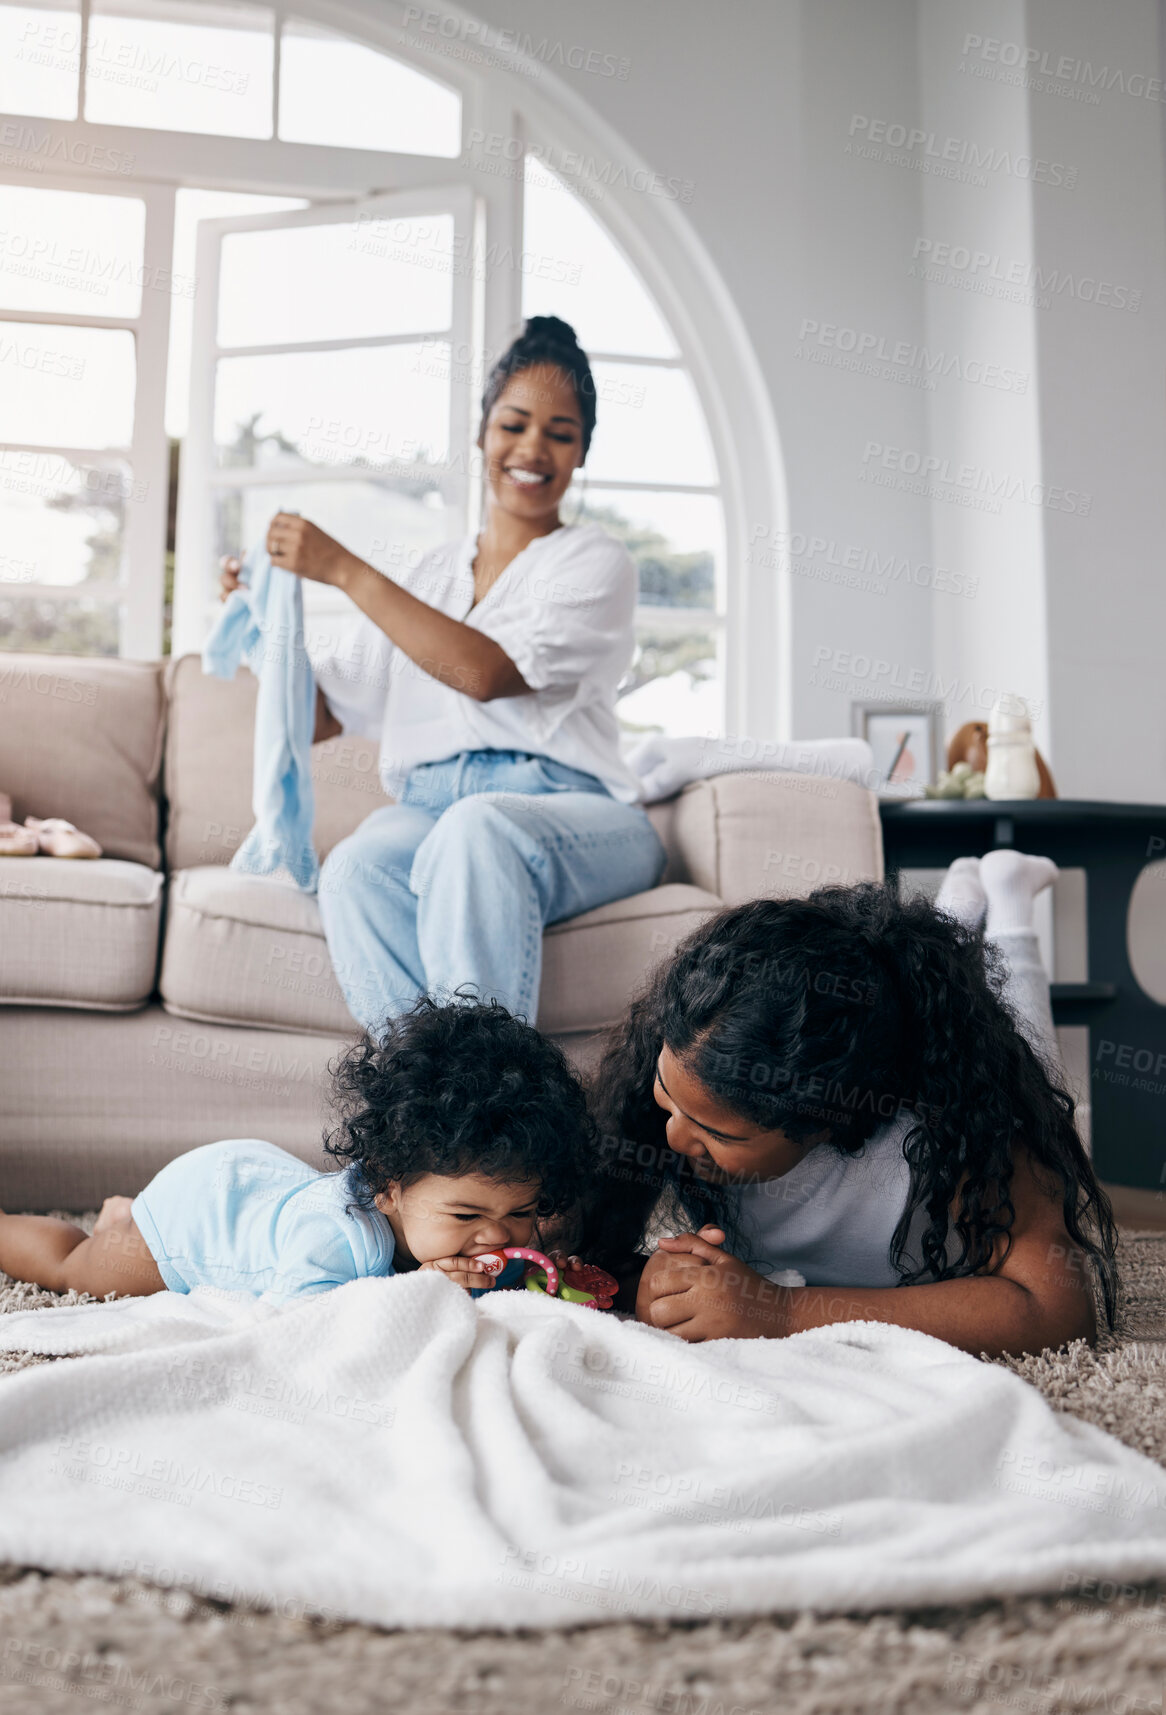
617, 626, 723, 737
576, 488, 721, 611
522, 156, 678, 359
279, 18, 460, 157
166, 189, 307, 439
0, 322, 135, 448
217, 214, 454, 347
0, 185, 145, 318
584, 363, 717, 487
0, 592, 119, 654
213, 478, 454, 639
213, 343, 450, 471
0, 0, 80, 117
0, 450, 130, 590
85, 0, 273, 138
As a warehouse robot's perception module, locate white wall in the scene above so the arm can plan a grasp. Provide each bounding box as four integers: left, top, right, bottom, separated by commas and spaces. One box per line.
433, 0, 1166, 798
786, 0, 934, 741
1026, 0, 1166, 802
916, 0, 1166, 801
916, 0, 1051, 759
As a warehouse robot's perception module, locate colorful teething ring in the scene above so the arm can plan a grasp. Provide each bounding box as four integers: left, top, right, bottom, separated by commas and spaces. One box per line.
476, 1246, 559, 1298
562, 1261, 619, 1310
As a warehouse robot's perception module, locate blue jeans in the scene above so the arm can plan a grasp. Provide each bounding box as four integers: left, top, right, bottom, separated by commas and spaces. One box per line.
317, 749, 666, 1032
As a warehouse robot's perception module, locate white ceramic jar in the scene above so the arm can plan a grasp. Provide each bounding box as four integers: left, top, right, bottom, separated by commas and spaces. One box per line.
984, 695, 1040, 800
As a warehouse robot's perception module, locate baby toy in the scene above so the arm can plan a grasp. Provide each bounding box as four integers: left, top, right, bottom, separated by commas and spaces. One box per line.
944, 720, 1057, 799
925, 759, 987, 801
472, 1247, 618, 1310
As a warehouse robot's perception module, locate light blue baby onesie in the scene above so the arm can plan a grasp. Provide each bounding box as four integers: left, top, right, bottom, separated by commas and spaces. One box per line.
131, 1138, 396, 1302
202, 545, 319, 891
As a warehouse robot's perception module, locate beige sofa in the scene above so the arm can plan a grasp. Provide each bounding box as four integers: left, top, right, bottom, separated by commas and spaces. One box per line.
0, 651, 884, 1209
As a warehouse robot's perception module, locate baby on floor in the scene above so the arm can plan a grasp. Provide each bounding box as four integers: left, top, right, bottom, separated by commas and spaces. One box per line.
0, 999, 594, 1304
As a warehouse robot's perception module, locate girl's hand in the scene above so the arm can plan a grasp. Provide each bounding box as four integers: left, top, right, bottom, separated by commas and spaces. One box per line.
547, 1250, 583, 1272
657, 1225, 726, 1253
265, 513, 354, 586
219, 556, 243, 601
636, 1229, 790, 1342
419, 1255, 495, 1292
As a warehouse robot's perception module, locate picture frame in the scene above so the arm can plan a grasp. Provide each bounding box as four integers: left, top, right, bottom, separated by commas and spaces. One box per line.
851, 702, 944, 788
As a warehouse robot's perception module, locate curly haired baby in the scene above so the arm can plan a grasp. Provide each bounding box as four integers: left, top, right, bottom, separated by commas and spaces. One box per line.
0, 998, 594, 1303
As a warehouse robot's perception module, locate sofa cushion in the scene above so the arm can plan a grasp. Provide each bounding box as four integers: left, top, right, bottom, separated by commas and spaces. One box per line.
164, 654, 391, 872
160, 868, 354, 1037
160, 868, 722, 1039
643, 797, 685, 885
538, 883, 722, 1035
671, 772, 883, 905
0, 654, 164, 868
0, 857, 162, 1010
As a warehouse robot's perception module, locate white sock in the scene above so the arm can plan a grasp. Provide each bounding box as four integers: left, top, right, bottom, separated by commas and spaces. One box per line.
981, 849, 1057, 937
936, 857, 986, 929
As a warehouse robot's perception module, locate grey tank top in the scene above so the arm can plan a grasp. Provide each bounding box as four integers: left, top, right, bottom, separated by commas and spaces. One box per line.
730, 1117, 931, 1288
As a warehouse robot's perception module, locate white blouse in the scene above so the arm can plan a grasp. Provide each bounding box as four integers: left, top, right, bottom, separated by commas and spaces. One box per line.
311, 523, 642, 804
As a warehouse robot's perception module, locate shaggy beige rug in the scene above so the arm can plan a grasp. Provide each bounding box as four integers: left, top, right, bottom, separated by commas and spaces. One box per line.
0, 1231, 1162, 1715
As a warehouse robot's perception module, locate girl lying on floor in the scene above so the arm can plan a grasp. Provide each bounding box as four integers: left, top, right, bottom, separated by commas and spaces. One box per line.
0, 1000, 593, 1303
589, 853, 1118, 1358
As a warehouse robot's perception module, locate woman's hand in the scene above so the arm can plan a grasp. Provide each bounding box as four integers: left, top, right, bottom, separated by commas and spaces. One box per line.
218, 516, 351, 597
219, 556, 243, 602
636, 1227, 789, 1342
223, 513, 528, 702
419, 1255, 496, 1292
265, 513, 355, 587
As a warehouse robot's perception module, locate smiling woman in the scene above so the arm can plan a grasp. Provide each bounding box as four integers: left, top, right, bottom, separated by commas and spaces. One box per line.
219, 317, 666, 1035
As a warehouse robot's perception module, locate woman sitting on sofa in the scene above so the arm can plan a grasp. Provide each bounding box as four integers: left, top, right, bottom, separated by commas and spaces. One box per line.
586, 853, 1118, 1360
221, 316, 664, 1032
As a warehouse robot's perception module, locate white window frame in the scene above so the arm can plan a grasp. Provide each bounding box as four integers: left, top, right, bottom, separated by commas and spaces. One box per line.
172, 183, 475, 656
519, 140, 730, 731
573, 356, 727, 707
0, 168, 173, 656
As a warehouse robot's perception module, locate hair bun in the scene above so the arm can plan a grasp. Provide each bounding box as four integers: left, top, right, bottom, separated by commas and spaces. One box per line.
521, 314, 581, 348
480, 314, 597, 454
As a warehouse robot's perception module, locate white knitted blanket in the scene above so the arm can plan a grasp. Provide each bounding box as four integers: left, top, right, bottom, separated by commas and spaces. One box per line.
0, 1277, 1162, 1629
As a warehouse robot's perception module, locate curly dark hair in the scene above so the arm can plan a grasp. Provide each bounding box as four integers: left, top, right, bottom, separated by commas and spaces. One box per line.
478, 315, 597, 455
324, 995, 595, 1219
586, 885, 1118, 1325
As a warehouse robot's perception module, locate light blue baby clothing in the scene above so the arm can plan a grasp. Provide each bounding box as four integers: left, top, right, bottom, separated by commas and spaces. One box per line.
131, 1139, 395, 1303
202, 546, 319, 892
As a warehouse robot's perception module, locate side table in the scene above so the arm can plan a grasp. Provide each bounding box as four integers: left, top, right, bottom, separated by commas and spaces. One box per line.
879, 800, 1166, 1190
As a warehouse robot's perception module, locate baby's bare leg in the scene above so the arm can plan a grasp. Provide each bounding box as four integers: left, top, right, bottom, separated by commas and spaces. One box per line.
61, 1219, 166, 1296
0, 1203, 164, 1296
0, 1210, 88, 1289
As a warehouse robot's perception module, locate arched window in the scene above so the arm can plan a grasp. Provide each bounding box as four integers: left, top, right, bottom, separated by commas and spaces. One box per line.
0, 0, 747, 736
522, 156, 724, 735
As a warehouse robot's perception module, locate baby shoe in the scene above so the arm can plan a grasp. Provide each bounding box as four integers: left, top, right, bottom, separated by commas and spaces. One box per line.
0, 813, 38, 856
24, 817, 102, 859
